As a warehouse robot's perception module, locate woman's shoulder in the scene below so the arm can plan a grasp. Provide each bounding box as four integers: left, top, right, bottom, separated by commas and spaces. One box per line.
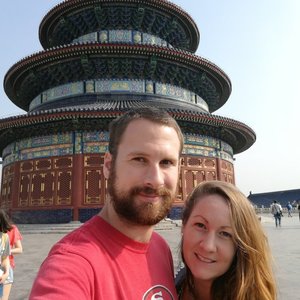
0, 232, 9, 239
0, 232, 9, 246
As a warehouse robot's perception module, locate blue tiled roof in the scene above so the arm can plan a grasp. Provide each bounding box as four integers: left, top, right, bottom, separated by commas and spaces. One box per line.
248, 189, 300, 207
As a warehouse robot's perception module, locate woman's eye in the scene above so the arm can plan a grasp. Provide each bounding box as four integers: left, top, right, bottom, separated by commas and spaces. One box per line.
220, 231, 232, 239
195, 223, 205, 229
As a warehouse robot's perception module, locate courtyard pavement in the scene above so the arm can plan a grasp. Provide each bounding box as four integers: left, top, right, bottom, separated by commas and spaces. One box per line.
8, 213, 300, 299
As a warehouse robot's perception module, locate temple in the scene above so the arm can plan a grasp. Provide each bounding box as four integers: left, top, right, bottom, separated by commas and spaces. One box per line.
0, 0, 255, 223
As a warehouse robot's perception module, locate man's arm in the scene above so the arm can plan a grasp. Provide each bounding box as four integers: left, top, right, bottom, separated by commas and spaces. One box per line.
29, 252, 94, 299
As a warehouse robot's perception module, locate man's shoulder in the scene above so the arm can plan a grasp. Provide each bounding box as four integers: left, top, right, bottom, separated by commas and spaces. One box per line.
151, 232, 171, 251
49, 216, 105, 255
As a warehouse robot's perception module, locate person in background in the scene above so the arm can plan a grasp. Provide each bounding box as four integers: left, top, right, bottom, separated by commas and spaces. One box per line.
298, 201, 300, 221
270, 200, 282, 227
30, 107, 184, 299
176, 180, 277, 300
286, 202, 293, 217
0, 210, 23, 300
0, 225, 10, 300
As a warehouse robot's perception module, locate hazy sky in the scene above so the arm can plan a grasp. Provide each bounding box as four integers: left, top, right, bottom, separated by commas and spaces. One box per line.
1, 1, 300, 196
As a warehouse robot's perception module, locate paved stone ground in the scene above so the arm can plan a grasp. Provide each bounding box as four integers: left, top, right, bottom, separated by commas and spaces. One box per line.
8, 213, 300, 299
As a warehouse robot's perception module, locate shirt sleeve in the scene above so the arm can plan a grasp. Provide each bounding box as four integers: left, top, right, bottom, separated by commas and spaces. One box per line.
10, 225, 23, 246
29, 251, 94, 300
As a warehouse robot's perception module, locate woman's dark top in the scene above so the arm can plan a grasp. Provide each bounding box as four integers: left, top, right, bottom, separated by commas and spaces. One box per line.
175, 267, 186, 298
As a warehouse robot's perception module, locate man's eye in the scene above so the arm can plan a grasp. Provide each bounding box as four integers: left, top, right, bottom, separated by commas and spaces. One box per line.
133, 157, 146, 163
160, 159, 173, 166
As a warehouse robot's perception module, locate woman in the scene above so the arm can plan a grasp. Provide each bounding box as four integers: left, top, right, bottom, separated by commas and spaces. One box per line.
0, 230, 10, 300
0, 210, 23, 300
176, 181, 276, 300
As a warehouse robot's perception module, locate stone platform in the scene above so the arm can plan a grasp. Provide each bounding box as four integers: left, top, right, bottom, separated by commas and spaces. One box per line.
9, 213, 300, 300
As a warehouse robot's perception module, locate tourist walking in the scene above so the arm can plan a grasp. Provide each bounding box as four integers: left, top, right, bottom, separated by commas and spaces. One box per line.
286, 202, 293, 217
270, 200, 282, 227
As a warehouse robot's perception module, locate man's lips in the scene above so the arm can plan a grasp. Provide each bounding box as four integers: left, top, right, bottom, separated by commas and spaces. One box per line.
139, 192, 158, 197
132, 186, 171, 201
136, 187, 161, 198
138, 192, 161, 202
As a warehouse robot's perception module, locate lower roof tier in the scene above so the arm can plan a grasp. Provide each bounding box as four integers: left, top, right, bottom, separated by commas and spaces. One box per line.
0, 101, 256, 155
1, 129, 234, 167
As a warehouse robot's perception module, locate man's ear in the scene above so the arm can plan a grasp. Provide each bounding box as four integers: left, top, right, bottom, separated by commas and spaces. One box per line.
103, 152, 113, 179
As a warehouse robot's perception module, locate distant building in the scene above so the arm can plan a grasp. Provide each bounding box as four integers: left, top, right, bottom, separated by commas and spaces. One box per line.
248, 189, 300, 208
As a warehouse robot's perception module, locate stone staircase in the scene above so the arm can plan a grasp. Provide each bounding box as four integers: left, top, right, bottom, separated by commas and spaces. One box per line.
17, 218, 179, 234
17, 221, 82, 234
154, 218, 180, 231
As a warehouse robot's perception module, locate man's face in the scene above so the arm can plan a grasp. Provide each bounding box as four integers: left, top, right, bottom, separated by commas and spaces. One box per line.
104, 119, 181, 225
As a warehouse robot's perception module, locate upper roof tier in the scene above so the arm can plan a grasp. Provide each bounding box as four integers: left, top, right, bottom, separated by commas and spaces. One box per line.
39, 0, 200, 52
4, 43, 231, 112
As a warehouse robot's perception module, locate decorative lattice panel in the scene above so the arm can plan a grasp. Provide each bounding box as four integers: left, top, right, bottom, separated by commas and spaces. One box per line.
30, 173, 54, 206
44, 172, 55, 199
20, 161, 34, 172
183, 170, 194, 199
36, 159, 51, 170
57, 171, 72, 205
206, 171, 217, 181
187, 157, 203, 167
0, 174, 13, 210
17, 157, 73, 207
204, 159, 216, 168
174, 171, 183, 203
55, 157, 73, 168
84, 155, 103, 167
84, 169, 102, 204
19, 174, 30, 207
221, 161, 234, 184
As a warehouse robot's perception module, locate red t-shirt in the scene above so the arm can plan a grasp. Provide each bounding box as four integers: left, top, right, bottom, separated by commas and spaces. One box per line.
30, 216, 177, 299
7, 225, 23, 268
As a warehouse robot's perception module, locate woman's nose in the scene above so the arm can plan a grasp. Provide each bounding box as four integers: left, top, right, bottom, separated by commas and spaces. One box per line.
200, 233, 217, 252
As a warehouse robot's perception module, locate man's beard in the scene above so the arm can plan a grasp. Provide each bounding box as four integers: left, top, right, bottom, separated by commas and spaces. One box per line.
107, 165, 175, 226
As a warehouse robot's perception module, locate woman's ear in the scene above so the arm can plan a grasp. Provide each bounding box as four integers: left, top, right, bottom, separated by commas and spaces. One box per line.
103, 152, 112, 179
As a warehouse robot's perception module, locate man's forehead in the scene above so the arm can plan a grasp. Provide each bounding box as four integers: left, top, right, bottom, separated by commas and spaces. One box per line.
119, 120, 180, 149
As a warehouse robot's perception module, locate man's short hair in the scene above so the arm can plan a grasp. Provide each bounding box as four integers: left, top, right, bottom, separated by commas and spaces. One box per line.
108, 107, 184, 157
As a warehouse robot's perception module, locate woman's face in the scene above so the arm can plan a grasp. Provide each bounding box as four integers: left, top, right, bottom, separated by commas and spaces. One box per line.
182, 194, 236, 285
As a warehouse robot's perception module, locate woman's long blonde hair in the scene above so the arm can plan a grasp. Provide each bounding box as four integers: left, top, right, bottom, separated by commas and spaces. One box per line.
181, 180, 277, 300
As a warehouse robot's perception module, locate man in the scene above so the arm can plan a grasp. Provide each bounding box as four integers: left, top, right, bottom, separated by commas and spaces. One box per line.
30, 107, 183, 299
270, 200, 282, 227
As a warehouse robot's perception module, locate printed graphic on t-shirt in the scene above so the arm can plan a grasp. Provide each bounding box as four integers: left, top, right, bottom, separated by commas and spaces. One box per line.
142, 285, 174, 300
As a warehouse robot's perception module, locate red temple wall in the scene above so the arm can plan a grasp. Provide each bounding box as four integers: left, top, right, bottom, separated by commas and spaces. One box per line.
0, 154, 235, 220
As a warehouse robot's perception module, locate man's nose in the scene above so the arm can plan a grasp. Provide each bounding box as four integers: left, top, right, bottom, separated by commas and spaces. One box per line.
143, 164, 164, 188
